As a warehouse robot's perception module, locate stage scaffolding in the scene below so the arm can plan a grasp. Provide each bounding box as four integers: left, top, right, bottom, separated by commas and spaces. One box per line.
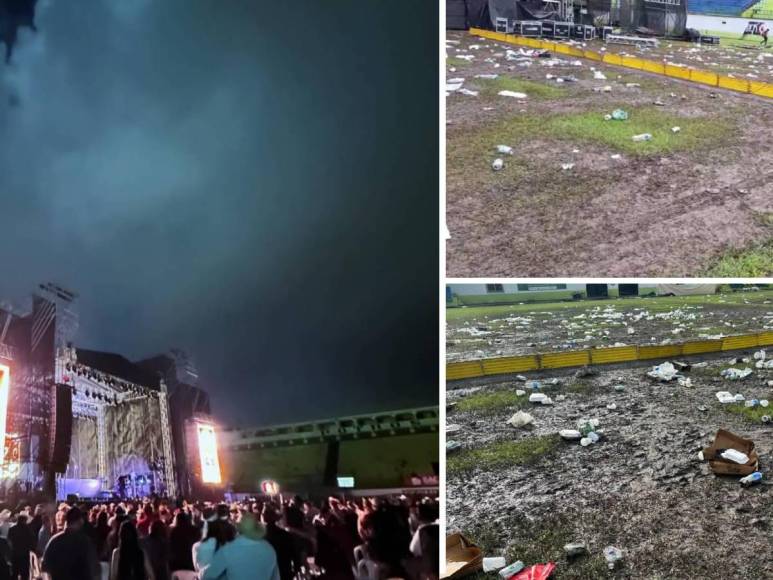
56, 347, 177, 498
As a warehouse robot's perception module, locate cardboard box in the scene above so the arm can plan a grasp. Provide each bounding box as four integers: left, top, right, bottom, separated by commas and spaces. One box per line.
702, 429, 759, 476
442, 533, 483, 579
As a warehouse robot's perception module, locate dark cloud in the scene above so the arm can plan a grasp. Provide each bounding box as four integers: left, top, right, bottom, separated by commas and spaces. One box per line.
0, 0, 438, 425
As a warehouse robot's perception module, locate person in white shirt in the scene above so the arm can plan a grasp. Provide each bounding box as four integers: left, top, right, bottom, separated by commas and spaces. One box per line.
201, 513, 279, 580
192, 519, 235, 574
409, 502, 438, 558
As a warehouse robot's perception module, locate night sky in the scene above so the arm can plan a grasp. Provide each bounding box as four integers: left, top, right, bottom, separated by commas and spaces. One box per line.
0, 0, 438, 426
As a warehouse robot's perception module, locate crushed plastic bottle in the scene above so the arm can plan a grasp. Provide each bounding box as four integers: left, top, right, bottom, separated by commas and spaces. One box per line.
611, 109, 628, 120
740, 472, 763, 487
498, 561, 525, 578
603, 546, 623, 570
446, 441, 462, 453
632, 133, 652, 142
496, 145, 514, 155
762, 415, 771, 424
492, 158, 504, 171
577, 418, 600, 436
722, 367, 753, 380
528, 380, 541, 391
482, 557, 507, 572
564, 542, 588, 557
613, 384, 625, 391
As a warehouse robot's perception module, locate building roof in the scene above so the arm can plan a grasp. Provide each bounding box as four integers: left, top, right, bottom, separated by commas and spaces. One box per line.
76, 348, 161, 389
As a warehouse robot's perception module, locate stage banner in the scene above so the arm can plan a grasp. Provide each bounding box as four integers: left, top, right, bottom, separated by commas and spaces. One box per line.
743, 21, 769, 35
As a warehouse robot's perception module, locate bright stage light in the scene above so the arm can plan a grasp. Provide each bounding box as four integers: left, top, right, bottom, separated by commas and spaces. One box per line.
197, 423, 222, 484
337, 476, 355, 488
261, 479, 279, 495
0, 365, 9, 477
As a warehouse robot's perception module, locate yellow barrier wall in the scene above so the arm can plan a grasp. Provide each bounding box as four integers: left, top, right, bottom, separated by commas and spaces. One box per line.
465, 28, 773, 99
722, 335, 759, 350
758, 332, 773, 347
446, 361, 484, 381
541, 350, 591, 369
447, 331, 772, 381
691, 69, 718, 87
590, 345, 639, 364
682, 339, 723, 355
482, 355, 539, 375
638, 344, 683, 360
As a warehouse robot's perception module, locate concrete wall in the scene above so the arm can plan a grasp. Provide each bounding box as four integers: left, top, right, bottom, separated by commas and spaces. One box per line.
221, 432, 438, 493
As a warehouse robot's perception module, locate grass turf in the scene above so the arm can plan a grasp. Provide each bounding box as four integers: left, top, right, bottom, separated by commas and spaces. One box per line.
454, 390, 529, 413
447, 434, 560, 475
702, 240, 773, 277
724, 402, 771, 423
476, 76, 566, 100
463, 511, 612, 580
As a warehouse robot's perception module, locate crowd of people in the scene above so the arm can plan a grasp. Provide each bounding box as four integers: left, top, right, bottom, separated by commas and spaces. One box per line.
0, 494, 438, 580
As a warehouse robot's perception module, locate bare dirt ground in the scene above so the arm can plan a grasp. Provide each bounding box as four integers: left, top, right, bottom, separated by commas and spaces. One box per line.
447, 292, 773, 362
446, 356, 773, 579
445, 31, 773, 277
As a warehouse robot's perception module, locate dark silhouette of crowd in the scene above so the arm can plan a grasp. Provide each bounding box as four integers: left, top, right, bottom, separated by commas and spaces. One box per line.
0, 494, 438, 580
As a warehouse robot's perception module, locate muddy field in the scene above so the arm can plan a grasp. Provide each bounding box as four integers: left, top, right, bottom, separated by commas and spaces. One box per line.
446, 355, 773, 579
445, 31, 773, 276
447, 292, 773, 362
586, 37, 773, 85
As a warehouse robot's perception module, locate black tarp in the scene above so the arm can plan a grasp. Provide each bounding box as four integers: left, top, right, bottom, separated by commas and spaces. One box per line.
448, 0, 684, 35
445, 0, 491, 29
477, 0, 559, 26
587, 0, 686, 36
447, 0, 468, 29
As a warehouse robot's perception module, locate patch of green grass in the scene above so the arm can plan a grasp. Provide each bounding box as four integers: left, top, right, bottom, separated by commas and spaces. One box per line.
507, 533, 610, 580
446, 289, 773, 322
477, 76, 565, 100
463, 512, 610, 579
724, 402, 770, 423
702, 240, 773, 277
455, 390, 528, 413
755, 212, 773, 228
447, 56, 472, 68
447, 107, 736, 197
543, 108, 731, 155
448, 434, 560, 475
564, 382, 595, 395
